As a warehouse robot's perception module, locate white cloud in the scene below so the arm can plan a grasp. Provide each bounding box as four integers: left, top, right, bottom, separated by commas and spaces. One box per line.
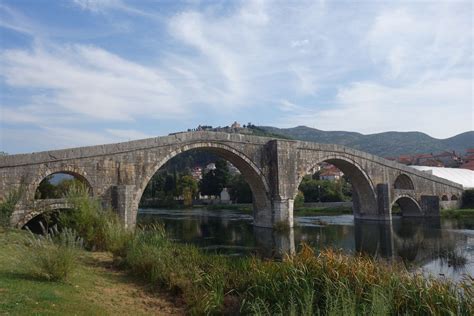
281, 78, 473, 138
1, 44, 186, 121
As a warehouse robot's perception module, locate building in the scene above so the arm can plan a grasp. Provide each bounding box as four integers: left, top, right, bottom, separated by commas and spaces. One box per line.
432, 151, 462, 167
231, 121, 241, 129
191, 167, 203, 180
319, 165, 344, 181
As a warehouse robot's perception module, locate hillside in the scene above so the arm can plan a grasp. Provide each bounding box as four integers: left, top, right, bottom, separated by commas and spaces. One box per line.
259, 126, 474, 157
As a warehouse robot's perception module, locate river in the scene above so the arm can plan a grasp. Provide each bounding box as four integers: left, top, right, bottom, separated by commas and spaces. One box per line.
137, 208, 474, 282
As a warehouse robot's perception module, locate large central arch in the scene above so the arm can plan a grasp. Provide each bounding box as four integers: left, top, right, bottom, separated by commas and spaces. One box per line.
132, 142, 272, 227
296, 154, 378, 218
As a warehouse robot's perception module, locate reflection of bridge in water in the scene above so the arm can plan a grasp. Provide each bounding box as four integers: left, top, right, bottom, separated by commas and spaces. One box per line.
257, 217, 469, 268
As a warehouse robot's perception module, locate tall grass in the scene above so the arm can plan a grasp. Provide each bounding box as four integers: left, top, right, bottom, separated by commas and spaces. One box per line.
20, 226, 83, 281
54, 189, 474, 314
0, 187, 22, 228
60, 183, 120, 250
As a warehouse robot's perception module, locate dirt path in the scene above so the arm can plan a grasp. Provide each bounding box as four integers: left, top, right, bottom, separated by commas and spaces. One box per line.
84, 252, 186, 315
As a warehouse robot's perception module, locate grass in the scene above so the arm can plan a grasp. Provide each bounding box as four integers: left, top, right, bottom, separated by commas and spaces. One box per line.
441, 208, 474, 219
0, 228, 183, 315
20, 227, 83, 281
294, 206, 353, 216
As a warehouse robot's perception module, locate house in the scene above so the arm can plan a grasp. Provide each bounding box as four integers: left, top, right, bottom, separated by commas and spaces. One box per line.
419, 159, 444, 167
204, 163, 216, 173
231, 121, 241, 129
432, 151, 462, 167
319, 165, 344, 181
397, 155, 413, 165
191, 167, 203, 180
460, 160, 474, 171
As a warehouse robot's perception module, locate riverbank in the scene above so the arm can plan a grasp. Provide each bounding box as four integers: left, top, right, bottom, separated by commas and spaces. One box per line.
0, 229, 184, 315
441, 208, 474, 218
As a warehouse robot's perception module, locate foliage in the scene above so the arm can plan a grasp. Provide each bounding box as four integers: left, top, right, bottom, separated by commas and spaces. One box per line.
228, 174, 253, 203
20, 227, 83, 281
462, 189, 474, 208
0, 187, 22, 228
60, 182, 116, 250
298, 176, 351, 203
35, 174, 86, 199
294, 190, 305, 208
110, 229, 473, 315
177, 175, 198, 207
199, 158, 230, 196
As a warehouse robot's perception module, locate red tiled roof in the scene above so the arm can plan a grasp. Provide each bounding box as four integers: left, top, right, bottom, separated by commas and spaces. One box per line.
461, 160, 474, 170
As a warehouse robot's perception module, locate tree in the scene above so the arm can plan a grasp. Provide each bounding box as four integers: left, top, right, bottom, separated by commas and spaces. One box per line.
177, 175, 198, 207
199, 159, 230, 197
229, 174, 252, 203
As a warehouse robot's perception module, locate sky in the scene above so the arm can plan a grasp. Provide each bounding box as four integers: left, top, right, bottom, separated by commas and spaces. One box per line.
0, 0, 472, 154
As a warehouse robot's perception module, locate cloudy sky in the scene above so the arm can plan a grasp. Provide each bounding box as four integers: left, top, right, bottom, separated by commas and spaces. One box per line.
0, 0, 472, 153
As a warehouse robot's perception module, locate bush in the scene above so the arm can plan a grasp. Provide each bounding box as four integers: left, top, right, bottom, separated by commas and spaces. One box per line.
60, 183, 117, 250
21, 227, 83, 281
0, 188, 22, 228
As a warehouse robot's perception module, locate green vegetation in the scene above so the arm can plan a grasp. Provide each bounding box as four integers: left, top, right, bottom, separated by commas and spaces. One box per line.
3, 187, 473, 315
299, 175, 352, 203
0, 187, 21, 228
20, 227, 83, 281
441, 208, 474, 219
35, 174, 87, 199
294, 206, 353, 216
0, 229, 182, 315
141, 157, 253, 208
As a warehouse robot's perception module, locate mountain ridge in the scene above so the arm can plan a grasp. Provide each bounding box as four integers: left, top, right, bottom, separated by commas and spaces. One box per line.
258, 126, 474, 157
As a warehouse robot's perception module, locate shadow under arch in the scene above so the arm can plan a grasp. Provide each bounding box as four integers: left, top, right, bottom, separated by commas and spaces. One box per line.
392, 195, 422, 217
133, 142, 271, 227
394, 173, 415, 190
295, 155, 378, 219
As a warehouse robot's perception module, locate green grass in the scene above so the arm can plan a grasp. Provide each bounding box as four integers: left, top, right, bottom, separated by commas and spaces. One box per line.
441, 208, 474, 218
294, 206, 353, 216
0, 228, 182, 315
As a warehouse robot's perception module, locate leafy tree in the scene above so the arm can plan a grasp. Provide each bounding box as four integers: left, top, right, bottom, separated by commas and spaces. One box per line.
229, 174, 252, 203
177, 175, 198, 207
199, 159, 230, 197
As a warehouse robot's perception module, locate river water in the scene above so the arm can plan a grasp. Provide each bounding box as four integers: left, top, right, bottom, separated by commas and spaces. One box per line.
137, 208, 474, 281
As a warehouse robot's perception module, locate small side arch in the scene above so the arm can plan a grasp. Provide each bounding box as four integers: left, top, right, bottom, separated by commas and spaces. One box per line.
441, 195, 449, 201
451, 195, 458, 201
392, 195, 422, 217
394, 174, 414, 190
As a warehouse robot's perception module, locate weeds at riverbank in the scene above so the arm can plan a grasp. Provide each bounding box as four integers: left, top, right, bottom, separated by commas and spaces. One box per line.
14, 187, 474, 315
19, 227, 83, 281
441, 208, 474, 219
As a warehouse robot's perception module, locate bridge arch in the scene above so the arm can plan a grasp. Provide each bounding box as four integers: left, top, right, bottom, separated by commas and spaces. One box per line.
296, 154, 378, 218
394, 174, 414, 190
391, 195, 422, 217
451, 194, 458, 201
132, 142, 271, 227
441, 195, 449, 201
29, 167, 93, 201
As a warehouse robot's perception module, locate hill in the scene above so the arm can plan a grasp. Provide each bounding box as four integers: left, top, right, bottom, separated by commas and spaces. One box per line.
259, 126, 474, 157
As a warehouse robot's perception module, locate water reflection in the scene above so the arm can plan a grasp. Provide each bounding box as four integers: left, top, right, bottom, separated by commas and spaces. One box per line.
137, 208, 474, 281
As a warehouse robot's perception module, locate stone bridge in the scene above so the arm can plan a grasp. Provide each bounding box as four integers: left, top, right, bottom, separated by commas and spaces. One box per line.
0, 131, 463, 229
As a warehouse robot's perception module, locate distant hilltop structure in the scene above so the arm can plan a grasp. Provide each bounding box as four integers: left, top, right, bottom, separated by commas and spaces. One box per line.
184, 122, 257, 134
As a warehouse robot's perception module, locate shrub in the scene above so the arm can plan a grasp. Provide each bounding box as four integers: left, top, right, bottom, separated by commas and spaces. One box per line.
0, 187, 22, 228
21, 227, 83, 281
60, 183, 116, 250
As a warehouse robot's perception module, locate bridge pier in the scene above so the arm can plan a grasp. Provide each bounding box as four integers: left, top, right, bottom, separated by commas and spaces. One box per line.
110, 185, 136, 229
